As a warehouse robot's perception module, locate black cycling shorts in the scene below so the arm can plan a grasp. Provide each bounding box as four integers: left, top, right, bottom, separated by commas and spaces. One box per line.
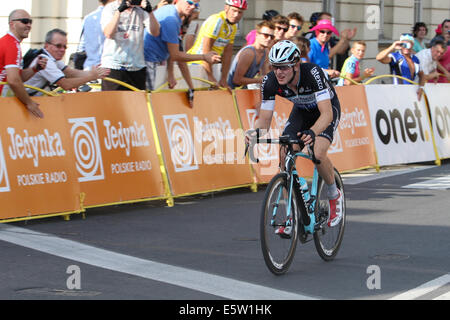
282, 105, 340, 143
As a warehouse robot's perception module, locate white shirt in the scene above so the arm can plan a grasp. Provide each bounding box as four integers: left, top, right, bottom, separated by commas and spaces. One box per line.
416, 48, 436, 75
24, 49, 67, 95
101, 2, 148, 71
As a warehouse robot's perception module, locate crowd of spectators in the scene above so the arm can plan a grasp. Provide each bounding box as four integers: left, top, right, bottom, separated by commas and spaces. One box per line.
1, 1, 449, 118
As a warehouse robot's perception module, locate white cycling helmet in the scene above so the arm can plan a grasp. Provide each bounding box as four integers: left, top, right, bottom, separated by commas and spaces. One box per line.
269, 40, 301, 65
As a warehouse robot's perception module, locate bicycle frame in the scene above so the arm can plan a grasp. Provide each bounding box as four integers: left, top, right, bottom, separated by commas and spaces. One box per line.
248, 134, 322, 236
284, 148, 319, 235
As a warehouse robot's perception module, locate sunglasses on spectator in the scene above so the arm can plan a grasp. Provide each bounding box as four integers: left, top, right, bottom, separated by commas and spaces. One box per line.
48, 43, 68, 49
12, 18, 33, 25
186, 0, 199, 8
272, 63, 296, 71
276, 26, 289, 33
290, 24, 302, 31
258, 32, 275, 40
319, 30, 333, 35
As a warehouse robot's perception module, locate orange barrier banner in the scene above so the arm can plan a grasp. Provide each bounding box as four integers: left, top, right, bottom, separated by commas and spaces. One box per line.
62, 91, 166, 206
234, 90, 293, 182
332, 86, 377, 171
151, 90, 253, 196
0, 97, 81, 220
234, 87, 377, 181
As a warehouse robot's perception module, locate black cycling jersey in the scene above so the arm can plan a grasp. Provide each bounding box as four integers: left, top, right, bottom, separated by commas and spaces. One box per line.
260, 63, 341, 143
261, 63, 340, 112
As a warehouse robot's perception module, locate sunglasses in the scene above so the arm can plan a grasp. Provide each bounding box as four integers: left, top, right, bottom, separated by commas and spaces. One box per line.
186, 0, 199, 8
272, 63, 295, 71
276, 26, 289, 33
258, 32, 275, 40
290, 24, 302, 31
12, 18, 33, 25
48, 43, 68, 49
319, 30, 333, 35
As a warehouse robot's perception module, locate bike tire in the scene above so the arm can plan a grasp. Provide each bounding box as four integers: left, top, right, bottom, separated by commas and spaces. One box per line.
260, 173, 299, 275
313, 168, 346, 261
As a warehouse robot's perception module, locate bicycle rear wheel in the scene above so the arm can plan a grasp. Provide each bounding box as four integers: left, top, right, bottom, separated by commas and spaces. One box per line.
313, 168, 346, 261
260, 173, 299, 275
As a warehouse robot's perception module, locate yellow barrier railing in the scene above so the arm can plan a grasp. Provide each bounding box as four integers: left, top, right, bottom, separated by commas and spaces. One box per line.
363, 74, 419, 85
153, 77, 229, 92
0, 81, 59, 96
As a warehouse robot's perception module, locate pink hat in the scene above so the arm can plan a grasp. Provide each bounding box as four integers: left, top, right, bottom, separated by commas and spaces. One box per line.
310, 19, 339, 36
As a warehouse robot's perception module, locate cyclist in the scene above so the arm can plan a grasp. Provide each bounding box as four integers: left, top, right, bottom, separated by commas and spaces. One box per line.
247, 40, 343, 232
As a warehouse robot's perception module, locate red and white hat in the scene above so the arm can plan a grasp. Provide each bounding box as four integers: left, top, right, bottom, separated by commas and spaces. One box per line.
310, 19, 339, 36
225, 0, 248, 10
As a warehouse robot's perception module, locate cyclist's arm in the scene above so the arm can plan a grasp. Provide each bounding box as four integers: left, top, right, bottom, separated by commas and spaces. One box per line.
311, 99, 333, 136
255, 108, 274, 131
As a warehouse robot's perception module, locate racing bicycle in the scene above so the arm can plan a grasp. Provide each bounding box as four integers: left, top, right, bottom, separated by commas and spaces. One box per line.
247, 132, 346, 275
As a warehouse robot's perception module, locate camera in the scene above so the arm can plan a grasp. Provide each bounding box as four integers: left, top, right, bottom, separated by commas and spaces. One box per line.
401, 42, 412, 49
130, 0, 141, 5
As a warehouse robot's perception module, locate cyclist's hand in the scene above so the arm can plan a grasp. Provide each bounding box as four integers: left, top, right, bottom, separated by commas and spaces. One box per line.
298, 129, 315, 146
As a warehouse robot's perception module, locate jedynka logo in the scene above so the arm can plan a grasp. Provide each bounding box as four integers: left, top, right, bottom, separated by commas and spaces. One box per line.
7, 128, 66, 167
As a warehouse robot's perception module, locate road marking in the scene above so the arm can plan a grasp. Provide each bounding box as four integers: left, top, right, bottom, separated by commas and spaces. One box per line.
343, 166, 434, 185
433, 291, 450, 300
403, 175, 450, 190
0, 224, 317, 300
389, 274, 450, 300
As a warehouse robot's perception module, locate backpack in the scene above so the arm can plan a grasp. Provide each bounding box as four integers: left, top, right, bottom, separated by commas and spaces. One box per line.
22, 48, 48, 69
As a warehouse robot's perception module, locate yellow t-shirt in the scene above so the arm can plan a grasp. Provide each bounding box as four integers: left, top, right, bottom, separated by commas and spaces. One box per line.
187, 11, 237, 64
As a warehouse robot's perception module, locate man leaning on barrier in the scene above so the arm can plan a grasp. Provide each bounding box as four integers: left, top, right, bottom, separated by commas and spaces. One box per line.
0, 9, 47, 118
25, 29, 110, 95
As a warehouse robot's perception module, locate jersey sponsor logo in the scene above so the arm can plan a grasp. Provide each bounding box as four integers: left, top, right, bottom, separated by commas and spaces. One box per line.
310, 67, 324, 90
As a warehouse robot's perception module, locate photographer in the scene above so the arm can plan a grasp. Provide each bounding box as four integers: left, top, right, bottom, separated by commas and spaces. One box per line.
101, 0, 160, 91
376, 33, 426, 99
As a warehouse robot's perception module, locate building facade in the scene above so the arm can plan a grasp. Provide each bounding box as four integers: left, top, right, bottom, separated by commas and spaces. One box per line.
1, 0, 449, 80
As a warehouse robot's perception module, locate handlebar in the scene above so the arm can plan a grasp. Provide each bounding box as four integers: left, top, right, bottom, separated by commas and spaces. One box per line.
245, 130, 321, 165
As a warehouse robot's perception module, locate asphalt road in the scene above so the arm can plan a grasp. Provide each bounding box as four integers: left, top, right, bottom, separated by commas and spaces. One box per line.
0, 162, 449, 304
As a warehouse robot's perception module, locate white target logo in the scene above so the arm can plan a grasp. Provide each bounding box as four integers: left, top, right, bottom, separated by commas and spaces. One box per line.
68, 117, 105, 182
0, 137, 11, 193
163, 114, 198, 172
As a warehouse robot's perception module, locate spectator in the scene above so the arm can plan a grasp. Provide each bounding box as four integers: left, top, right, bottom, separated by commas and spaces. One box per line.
307, 19, 341, 77
376, 33, 426, 99
271, 15, 289, 43
337, 41, 374, 86
245, 9, 278, 46
285, 12, 304, 40
430, 19, 450, 45
305, 12, 356, 71
187, 0, 247, 88
144, 0, 221, 92
292, 36, 310, 62
430, 19, 450, 83
415, 40, 449, 82
0, 9, 47, 118
101, 0, 160, 91
25, 29, 110, 95
184, 5, 201, 52
78, 0, 115, 71
412, 22, 428, 53
227, 20, 274, 89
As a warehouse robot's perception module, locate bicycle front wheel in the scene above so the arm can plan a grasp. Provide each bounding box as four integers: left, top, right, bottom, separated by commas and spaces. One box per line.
313, 168, 346, 261
260, 173, 299, 275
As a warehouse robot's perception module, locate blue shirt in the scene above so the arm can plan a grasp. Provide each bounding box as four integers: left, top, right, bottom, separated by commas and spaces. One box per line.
79, 6, 105, 69
308, 38, 330, 69
144, 5, 181, 62
388, 51, 421, 85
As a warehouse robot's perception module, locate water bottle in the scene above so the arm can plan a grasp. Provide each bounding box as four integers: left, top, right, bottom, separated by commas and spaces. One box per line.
298, 177, 310, 203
